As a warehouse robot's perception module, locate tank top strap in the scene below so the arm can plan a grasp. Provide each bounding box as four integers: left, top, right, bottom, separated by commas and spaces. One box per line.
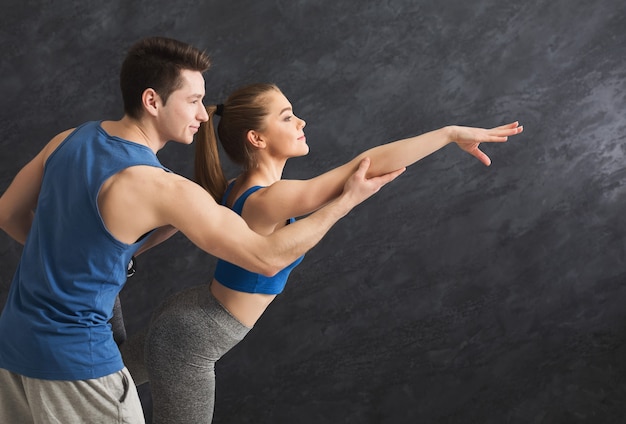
231, 186, 264, 214
221, 180, 237, 205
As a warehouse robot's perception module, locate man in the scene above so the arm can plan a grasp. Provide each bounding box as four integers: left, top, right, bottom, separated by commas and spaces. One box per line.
0, 36, 403, 423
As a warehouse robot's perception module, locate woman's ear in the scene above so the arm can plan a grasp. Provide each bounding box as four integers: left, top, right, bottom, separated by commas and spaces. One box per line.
247, 130, 266, 149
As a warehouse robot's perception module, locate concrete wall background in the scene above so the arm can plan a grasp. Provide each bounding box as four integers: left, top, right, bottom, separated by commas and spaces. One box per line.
1, 1, 625, 422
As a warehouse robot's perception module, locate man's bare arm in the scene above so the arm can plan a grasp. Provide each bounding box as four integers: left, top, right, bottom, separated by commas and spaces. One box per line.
0, 131, 71, 244
103, 158, 403, 276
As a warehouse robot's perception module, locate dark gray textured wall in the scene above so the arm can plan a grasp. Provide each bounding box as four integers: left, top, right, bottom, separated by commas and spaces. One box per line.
1, 1, 626, 423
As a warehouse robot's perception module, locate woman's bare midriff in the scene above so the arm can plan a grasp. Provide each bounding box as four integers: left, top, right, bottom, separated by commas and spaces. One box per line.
209, 279, 277, 328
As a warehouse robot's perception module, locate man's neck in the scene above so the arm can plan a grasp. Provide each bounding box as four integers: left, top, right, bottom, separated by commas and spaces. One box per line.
100, 116, 165, 154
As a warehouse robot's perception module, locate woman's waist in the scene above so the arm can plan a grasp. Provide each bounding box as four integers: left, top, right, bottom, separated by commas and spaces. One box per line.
209, 279, 276, 327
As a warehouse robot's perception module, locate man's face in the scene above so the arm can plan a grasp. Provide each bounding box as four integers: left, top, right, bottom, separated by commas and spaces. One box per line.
157, 69, 209, 145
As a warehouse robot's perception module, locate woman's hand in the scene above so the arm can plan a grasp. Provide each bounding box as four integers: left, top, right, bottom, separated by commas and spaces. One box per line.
451, 121, 523, 166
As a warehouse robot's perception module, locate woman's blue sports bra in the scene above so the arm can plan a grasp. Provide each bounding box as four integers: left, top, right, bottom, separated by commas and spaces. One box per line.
213, 182, 305, 294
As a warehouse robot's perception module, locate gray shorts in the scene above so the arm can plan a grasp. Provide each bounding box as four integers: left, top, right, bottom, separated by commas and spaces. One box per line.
0, 366, 144, 424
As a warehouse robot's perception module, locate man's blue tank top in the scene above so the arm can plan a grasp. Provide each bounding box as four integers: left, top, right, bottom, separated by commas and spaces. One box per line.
214, 182, 304, 294
0, 121, 167, 380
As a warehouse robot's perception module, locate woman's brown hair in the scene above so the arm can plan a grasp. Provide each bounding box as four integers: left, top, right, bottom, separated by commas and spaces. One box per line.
194, 83, 281, 202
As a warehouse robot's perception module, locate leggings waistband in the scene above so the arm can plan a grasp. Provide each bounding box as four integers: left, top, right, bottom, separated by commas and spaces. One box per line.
200, 285, 252, 339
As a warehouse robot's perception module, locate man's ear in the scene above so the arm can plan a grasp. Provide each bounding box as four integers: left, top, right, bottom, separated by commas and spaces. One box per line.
142, 88, 161, 118
247, 130, 266, 149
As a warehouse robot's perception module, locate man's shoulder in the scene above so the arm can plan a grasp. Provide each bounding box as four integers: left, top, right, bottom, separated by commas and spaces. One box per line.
116, 165, 193, 191
42, 128, 78, 162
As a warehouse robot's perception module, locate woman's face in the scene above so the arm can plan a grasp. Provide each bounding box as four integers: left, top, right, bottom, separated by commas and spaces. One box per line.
257, 90, 308, 159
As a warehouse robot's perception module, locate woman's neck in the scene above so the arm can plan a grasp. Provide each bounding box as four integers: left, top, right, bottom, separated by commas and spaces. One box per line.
242, 158, 286, 187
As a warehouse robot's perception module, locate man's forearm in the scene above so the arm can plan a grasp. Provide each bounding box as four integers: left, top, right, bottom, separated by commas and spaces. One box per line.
260, 157, 401, 274
134, 226, 179, 257
262, 194, 353, 275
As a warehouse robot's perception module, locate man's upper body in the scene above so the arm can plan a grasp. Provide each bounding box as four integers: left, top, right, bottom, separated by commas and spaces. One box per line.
0, 121, 166, 380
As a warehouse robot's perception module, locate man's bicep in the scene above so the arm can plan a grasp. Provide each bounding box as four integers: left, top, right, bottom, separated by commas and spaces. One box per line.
164, 183, 266, 272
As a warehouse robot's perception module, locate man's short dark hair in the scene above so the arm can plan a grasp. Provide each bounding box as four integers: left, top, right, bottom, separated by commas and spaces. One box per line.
120, 37, 211, 119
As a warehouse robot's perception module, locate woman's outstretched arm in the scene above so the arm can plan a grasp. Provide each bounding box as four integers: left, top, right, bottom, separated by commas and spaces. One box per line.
249, 121, 523, 224
354, 121, 522, 173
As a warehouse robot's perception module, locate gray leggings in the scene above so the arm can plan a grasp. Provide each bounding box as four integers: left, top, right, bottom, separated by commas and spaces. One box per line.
122, 285, 250, 424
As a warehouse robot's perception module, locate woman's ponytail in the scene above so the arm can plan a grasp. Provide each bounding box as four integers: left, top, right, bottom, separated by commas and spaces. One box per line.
194, 105, 228, 202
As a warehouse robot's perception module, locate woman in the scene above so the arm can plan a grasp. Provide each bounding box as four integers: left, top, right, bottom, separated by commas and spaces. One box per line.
121, 83, 523, 423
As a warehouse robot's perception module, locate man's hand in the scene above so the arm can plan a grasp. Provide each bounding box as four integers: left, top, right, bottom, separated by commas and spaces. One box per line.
340, 157, 405, 208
